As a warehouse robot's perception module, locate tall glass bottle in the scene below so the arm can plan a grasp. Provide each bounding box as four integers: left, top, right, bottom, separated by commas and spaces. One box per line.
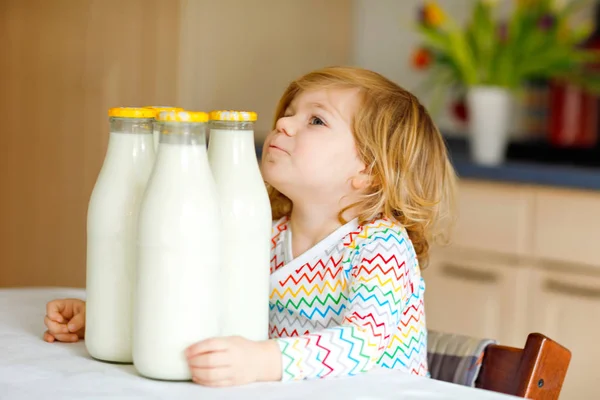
207, 110, 271, 341
133, 110, 221, 380
86, 107, 156, 363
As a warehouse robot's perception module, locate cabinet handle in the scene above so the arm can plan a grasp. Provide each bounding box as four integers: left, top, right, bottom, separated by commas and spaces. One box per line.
441, 264, 498, 283
544, 279, 600, 300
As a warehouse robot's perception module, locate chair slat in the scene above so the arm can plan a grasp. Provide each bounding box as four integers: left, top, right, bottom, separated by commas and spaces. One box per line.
475, 333, 571, 400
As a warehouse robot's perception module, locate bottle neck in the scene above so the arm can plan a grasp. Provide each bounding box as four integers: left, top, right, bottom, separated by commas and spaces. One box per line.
105, 117, 154, 163
103, 131, 155, 172
208, 128, 258, 164
157, 122, 207, 146
109, 117, 153, 134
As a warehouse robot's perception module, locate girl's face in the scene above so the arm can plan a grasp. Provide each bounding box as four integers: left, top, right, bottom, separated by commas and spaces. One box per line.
261, 88, 366, 205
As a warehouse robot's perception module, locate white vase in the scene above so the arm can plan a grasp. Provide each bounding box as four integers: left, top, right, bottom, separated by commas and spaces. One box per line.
467, 86, 512, 166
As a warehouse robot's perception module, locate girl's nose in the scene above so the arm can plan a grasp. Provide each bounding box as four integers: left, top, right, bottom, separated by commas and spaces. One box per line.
275, 116, 296, 137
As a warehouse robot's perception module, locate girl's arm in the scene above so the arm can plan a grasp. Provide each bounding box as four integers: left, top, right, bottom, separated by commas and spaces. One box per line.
275, 233, 424, 381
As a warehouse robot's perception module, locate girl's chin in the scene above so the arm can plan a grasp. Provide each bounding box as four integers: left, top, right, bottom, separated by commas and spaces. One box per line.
264, 179, 291, 198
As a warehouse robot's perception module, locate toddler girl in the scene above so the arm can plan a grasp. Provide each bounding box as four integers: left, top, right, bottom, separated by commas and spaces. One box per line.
43, 66, 456, 387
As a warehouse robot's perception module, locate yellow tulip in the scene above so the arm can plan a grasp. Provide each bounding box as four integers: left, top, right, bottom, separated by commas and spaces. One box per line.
423, 2, 446, 27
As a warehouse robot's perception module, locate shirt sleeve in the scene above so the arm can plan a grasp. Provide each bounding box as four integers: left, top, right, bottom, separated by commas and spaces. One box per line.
275, 234, 414, 381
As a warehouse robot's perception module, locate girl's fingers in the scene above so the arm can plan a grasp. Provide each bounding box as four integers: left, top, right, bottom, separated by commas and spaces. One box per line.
44, 316, 69, 334
67, 312, 85, 333
190, 366, 232, 384
43, 330, 55, 343
185, 338, 229, 358
46, 301, 67, 322
187, 351, 231, 369
51, 332, 80, 342
75, 327, 86, 339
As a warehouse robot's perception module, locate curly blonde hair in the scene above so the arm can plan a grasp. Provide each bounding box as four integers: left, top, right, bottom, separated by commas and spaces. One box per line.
266, 66, 457, 266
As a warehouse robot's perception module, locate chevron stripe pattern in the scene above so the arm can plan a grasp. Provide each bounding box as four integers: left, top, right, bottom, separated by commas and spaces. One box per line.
269, 217, 428, 381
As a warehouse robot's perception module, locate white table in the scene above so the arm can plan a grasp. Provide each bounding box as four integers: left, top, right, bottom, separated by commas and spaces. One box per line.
0, 288, 520, 400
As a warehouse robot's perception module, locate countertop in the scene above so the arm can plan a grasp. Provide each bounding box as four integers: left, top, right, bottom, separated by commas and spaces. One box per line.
445, 137, 600, 191
0, 287, 520, 400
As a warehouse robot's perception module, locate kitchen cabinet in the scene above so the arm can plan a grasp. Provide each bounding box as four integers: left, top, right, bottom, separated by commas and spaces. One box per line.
452, 180, 534, 256
533, 188, 600, 268
423, 249, 529, 348
423, 179, 600, 400
528, 267, 600, 400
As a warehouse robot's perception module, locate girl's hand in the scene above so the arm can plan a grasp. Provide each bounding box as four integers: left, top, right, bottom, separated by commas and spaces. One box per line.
185, 336, 282, 387
43, 298, 86, 343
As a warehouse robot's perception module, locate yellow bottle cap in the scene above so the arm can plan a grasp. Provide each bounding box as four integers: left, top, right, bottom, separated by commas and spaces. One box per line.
143, 106, 183, 117
108, 107, 156, 119
157, 110, 209, 123
209, 110, 257, 122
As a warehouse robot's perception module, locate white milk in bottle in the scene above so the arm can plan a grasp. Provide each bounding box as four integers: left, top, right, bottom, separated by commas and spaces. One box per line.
143, 106, 182, 152
207, 110, 271, 341
133, 110, 222, 380
86, 107, 156, 363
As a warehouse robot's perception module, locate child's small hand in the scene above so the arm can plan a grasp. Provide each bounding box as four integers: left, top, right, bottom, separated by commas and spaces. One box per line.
43, 298, 86, 343
185, 336, 282, 387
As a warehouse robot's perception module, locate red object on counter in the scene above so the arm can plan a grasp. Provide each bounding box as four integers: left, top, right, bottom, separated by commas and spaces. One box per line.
548, 80, 598, 148
548, 1, 600, 149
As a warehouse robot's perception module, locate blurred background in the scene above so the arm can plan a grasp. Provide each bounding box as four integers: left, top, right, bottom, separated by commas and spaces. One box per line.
2, 1, 600, 398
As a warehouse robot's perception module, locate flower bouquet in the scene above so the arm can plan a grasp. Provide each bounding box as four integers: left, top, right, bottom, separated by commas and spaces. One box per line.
411, 0, 600, 165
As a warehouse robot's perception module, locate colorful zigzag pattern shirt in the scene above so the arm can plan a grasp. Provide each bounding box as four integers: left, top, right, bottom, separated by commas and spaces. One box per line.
269, 216, 429, 381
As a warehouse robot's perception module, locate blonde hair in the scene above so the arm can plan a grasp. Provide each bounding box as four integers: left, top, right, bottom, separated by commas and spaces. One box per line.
267, 66, 457, 266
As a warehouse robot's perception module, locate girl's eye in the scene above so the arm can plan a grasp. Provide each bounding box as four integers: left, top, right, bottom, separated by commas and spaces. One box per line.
310, 116, 326, 126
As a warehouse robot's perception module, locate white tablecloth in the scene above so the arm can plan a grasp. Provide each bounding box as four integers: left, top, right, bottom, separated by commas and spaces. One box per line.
0, 288, 520, 400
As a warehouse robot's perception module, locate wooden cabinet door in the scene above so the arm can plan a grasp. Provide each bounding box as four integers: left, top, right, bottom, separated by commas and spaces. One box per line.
529, 268, 600, 400
0, 0, 180, 288
422, 249, 530, 348
533, 188, 600, 269
452, 180, 534, 256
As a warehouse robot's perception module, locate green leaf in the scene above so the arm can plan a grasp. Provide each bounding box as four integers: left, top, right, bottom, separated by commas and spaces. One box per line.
470, 1, 496, 82
411, 0, 600, 92
415, 25, 451, 52
447, 28, 478, 85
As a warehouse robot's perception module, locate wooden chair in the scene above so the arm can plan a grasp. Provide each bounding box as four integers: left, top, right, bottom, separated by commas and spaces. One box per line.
475, 332, 572, 399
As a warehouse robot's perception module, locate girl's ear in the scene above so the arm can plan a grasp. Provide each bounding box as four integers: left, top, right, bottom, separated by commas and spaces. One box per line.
351, 169, 371, 190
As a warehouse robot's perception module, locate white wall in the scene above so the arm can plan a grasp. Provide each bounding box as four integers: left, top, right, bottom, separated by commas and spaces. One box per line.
178, 0, 353, 140
352, 0, 473, 133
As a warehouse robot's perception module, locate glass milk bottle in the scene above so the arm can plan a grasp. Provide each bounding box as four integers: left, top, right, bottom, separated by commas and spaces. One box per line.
86, 107, 156, 363
143, 106, 183, 152
133, 110, 222, 381
207, 110, 271, 341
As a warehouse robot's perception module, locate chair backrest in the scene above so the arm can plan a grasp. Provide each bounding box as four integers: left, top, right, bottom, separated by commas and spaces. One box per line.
475, 333, 572, 400
427, 330, 496, 387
